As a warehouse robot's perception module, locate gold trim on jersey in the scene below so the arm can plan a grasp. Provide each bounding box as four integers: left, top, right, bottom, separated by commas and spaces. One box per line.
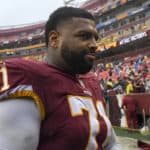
6, 90, 45, 120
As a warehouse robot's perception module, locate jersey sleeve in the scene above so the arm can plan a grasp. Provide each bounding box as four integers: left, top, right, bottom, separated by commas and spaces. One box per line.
0, 60, 45, 120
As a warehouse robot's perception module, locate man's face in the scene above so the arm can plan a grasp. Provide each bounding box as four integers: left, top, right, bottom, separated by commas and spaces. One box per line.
50, 17, 98, 74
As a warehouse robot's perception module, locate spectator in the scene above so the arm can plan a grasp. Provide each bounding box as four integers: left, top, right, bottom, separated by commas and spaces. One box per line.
126, 78, 134, 94
106, 78, 114, 90
145, 78, 150, 93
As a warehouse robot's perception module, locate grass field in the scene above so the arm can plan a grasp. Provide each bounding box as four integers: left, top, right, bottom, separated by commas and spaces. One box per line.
114, 126, 150, 141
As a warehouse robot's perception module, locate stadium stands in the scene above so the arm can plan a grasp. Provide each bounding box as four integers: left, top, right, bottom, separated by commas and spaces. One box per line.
0, 0, 150, 137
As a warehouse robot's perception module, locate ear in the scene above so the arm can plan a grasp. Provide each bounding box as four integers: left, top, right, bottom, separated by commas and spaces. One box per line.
48, 31, 60, 48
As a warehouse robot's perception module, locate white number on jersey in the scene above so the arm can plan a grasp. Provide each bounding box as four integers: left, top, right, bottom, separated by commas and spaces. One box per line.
0, 63, 10, 92
68, 95, 108, 150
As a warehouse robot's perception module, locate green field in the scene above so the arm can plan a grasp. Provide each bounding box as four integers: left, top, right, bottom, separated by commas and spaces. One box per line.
113, 126, 150, 141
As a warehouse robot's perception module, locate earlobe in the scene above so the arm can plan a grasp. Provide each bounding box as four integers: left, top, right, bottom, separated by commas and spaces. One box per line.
48, 31, 59, 48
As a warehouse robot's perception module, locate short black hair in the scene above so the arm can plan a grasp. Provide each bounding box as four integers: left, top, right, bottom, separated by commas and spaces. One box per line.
45, 6, 96, 46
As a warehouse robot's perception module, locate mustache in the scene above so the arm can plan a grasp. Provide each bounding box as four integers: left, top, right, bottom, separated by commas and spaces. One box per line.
83, 48, 96, 55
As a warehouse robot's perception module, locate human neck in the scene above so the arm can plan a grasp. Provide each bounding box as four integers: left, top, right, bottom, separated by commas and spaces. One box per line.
45, 54, 76, 76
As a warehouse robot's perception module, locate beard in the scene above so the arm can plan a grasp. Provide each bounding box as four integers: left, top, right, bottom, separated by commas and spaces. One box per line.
61, 44, 93, 74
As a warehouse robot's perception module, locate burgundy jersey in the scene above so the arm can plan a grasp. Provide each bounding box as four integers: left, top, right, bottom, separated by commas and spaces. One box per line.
0, 58, 113, 150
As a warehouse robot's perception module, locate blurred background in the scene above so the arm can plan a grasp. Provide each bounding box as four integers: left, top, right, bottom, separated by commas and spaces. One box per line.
0, 0, 150, 149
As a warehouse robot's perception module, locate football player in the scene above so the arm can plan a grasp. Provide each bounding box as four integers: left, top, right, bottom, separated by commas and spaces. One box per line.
0, 7, 122, 150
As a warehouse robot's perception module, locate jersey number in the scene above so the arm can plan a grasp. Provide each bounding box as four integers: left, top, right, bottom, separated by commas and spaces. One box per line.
68, 95, 106, 150
0, 64, 10, 92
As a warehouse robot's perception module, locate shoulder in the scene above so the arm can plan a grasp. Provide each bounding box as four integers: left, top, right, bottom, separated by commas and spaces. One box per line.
3, 58, 36, 68
78, 72, 104, 98
1, 58, 55, 78
78, 71, 97, 79
4, 58, 44, 72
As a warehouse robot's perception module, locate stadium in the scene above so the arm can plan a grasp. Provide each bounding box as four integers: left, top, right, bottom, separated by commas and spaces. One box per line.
0, 0, 150, 149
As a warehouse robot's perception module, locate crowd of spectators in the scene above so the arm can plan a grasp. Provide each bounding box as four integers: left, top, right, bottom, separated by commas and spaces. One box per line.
96, 53, 150, 95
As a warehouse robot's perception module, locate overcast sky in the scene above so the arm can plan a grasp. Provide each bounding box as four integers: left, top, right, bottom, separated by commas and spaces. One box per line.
0, 0, 65, 27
